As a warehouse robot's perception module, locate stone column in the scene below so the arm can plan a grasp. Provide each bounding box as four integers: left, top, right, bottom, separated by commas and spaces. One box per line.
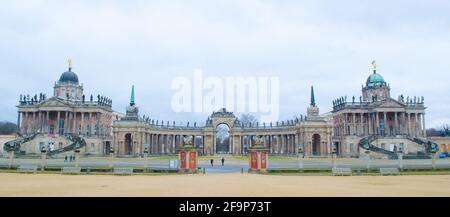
46, 111, 50, 134
368, 113, 372, 135
383, 112, 387, 137
375, 112, 379, 135
38, 111, 42, 133
88, 112, 92, 136
80, 112, 84, 136
16, 111, 21, 134
394, 112, 398, 135
56, 111, 60, 135
360, 113, 364, 136
96, 112, 100, 137
72, 112, 76, 134
422, 113, 426, 137
343, 113, 348, 135
24, 112, 28, 135
64, 111, 68, 135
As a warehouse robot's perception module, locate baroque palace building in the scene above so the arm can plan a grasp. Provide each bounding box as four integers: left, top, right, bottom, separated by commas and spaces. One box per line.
13, 61, 116, 154
112, 85, 332, 156
331, 62, 429, 157
6, 60, 444, 157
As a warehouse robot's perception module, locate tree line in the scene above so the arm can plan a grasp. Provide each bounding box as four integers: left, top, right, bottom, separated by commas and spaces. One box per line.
0, 121, 17, 135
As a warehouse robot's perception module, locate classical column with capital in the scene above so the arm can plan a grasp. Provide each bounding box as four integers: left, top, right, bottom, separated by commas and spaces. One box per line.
422, 113, 426, 137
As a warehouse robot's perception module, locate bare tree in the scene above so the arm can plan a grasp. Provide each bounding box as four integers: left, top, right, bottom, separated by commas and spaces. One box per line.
0, 121, 17, 135
239, 114, 258, 126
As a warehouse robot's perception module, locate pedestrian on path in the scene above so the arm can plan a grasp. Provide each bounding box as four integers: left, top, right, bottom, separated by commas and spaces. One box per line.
221, 157, 225, 166
210, 158, 214, 167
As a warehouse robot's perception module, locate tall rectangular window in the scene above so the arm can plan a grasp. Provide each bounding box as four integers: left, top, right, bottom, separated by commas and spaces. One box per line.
59, 142, 63, 150
59, 119, 65, 135
90, 143, 95, 153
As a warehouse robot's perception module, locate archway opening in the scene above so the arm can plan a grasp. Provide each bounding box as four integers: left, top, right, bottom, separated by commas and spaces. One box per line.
216, 123, 230, 154
124, 133, 132, 155
312, 134, 321, 156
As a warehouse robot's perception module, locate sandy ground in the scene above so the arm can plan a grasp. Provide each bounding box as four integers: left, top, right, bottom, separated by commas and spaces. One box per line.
0, 173, 449, 196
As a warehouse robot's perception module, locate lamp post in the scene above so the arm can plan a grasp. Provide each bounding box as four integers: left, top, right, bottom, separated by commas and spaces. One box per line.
144, 146, 149, 172
41, 145, 47, 171
74, 141, 81, 168
365, 150, 371, 171
8, 150, 14, 169
298, 145, 304, 171
431, 143, 438, 170
109, 147, 115, 168
398, 149, 403, 171
331, 144, 337, 169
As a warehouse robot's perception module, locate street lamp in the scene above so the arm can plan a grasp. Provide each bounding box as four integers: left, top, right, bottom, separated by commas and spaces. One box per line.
8, 144, 15, 169
40, 145, 47, 171
397, 147, 404, 170
74, 142, 81, 168
109, 146, 115, 168
365, 150, 371, 171
298, 145, 304, 171
144, 146, 149, 172
331, 144, 337, 169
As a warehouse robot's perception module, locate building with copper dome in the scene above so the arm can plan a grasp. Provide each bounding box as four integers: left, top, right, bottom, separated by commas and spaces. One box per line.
14, 60, 117, 154
331, 61, 429, 158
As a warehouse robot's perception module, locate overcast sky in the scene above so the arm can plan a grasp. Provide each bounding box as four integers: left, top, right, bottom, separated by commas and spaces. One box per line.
1, 0, 449, 128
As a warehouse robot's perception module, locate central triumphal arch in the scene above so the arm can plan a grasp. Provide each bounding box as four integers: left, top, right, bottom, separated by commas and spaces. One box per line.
112, 87, 332, 156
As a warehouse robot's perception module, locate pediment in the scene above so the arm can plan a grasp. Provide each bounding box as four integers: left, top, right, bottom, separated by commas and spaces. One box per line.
39, 97, 70, 107
378, 98, 405, 108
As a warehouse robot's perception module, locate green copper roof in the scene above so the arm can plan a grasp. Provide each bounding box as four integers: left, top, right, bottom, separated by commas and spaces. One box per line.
130, 85, 135, 106
366, 70, 386, 87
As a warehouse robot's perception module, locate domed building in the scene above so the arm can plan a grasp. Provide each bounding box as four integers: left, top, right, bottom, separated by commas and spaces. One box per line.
331, 61, 428, 158
14, 60, 119, 155
53, 63, 83, 101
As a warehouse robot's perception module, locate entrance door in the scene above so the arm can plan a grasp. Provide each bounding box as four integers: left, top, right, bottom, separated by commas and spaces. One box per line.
215, 123, 230, 154
124, 134, 132, 155
312, 134, 321, 156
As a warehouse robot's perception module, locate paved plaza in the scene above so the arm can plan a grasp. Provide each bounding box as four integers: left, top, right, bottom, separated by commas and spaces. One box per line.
1, 155, 449, 173
0, 173, 449, 196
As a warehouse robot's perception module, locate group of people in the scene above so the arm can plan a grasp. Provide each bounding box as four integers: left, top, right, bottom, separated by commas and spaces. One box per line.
64, 155, 76, 162
210, 157, 225, 167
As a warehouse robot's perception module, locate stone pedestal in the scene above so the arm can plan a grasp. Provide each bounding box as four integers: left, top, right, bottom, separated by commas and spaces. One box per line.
248, 144, 269, 174
365, 150, 371, 170
8, 151, 14, 168
332, 153, 337, 169
178, 145, 198, 173
432, 153, 437, 170
74, 148, 80, 168
298, 146, 304, 170
398, 152, 403, 170
109, 147, 115, 168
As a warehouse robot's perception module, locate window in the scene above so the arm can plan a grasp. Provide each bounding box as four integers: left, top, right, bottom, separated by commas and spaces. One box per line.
381, 143, 386, 150
49, 125, 55, 134
399, 143, 404, 152
90, 143, 95, 153
86, 125, 90, 136
349, 143, 354, 153
38, 142, 44, 152
59, 119, 65, 135
58, 142, 63, 150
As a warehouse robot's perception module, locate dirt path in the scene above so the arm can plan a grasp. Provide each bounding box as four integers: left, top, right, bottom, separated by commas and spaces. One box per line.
0, 173, 449, 196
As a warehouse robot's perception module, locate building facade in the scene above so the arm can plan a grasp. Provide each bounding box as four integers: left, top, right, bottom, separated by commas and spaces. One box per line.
7, 60, 443, 157
14, 63, 114, 154
112, 86, 333, 156
332, 64, 428, 157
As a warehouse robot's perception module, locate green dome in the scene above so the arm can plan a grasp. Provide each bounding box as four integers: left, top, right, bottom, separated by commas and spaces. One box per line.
366, 71, 386, 87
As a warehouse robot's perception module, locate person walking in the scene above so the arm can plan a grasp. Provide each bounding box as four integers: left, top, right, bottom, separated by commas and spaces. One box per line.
64, 155, 68, 162
221, 157, 225, 166
210, 158, 214, 167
